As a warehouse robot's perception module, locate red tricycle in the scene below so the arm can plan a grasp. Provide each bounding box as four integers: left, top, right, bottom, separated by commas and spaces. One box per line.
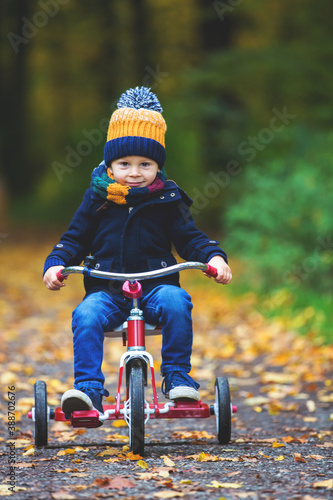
29, 260, 237, 454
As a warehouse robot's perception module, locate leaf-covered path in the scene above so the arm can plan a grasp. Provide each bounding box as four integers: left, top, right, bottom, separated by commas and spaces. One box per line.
1, 236, 332, 499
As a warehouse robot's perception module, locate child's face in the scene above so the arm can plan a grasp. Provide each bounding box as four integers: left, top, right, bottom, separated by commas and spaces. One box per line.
109, 156, 159, 188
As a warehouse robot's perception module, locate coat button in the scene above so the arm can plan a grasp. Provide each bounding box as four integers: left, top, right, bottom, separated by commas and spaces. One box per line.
160, 195, 165, 200
95, 263, 100, 269
170, 192, 175, 197
56, 243, 63, 248
161, 260, 167, 268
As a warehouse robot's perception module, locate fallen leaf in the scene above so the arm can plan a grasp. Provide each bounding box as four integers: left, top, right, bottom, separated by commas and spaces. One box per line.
206, 480, 243, 489
272, 441, 285, 448
312, 479, 333, 489
112, 420, 128, 427
137, 460, 149, 469
95, 447, 119, 457
154, 492, 184, 498
57, 449, 77, 456
169, 430, 214, 440
93, 476, 136, 489
51, 490, 76, 500
281, 436, 294, 443
306, 400, 316, 412
274, 455, 284, 461
22, 446, 35, 456
126, 451, 143, 461
161, 455, 176, 467
294, 453, 307, 463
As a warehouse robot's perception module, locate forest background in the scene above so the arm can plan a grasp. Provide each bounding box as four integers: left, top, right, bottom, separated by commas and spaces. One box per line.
1, 0, 332, 342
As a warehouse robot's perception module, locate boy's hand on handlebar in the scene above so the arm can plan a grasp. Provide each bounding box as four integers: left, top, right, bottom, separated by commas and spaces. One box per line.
206, 256, 232, 285
43, 266, 66, 291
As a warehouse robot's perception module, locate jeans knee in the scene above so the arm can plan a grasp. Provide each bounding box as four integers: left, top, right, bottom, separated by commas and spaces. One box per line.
159, 287, 193, 318
72, 302, 103, 332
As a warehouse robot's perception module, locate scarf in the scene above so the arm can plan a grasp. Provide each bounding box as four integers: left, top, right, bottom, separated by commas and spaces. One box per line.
91, 162, 167, 206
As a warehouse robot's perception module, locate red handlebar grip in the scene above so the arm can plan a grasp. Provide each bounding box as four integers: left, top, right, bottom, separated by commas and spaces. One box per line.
56, 270, 65, 282
205, 264, 218, 278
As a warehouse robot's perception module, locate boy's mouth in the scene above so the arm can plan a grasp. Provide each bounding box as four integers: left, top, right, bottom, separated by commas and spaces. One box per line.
128, 182, 143, 187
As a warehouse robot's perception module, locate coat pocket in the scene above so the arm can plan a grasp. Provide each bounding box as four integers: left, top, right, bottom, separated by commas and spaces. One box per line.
92, 256, 116, 272
146, 254, 178, 271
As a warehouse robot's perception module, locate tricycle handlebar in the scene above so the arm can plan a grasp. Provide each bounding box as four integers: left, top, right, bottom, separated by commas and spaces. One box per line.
57, 261, 217, 282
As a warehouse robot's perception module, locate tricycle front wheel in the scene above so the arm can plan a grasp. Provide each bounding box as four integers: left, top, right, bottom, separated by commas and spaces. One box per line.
129, 361, 145, 456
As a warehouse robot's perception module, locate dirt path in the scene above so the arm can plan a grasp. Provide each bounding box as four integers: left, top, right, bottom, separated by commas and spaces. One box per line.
1, 240, 332, 499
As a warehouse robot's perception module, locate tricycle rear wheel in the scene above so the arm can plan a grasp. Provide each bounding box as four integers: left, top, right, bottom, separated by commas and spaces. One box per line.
215, 377, 231, 444
34, 381, 48, 448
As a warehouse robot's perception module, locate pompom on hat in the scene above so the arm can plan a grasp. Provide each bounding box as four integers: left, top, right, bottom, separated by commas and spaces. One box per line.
104, 86, 167, 167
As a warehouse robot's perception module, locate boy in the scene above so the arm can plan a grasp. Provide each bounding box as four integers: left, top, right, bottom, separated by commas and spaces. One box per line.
43, 87, 232, 417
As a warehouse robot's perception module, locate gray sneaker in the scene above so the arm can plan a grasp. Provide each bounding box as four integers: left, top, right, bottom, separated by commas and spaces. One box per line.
162, 371, 200, 401
61, 389, 93, 414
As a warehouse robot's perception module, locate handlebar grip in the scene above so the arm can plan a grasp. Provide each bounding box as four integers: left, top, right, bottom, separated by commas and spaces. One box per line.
56, 270, 65, 282
205, 264, 218, 278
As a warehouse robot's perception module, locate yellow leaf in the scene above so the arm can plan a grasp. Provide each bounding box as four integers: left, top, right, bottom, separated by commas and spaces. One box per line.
180, 480, 192, 484
303, 417, 317, 422
112, 420, 128, 428
137, 460, 149, 469
161, 455, 175, 467
126, 451, 143, 461
274, 455, 284, 461
312, 479, 333, 489
57, 448, 76, 456
197, 452, 219, 462
95, 447, 119, 457
253, 406, 262, 413
22, 447, 35, 456
272, 441, 285, 448
206, 481, 242, 489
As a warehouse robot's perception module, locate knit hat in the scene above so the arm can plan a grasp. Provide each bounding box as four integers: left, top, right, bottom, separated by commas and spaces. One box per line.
104, 86, 167, 167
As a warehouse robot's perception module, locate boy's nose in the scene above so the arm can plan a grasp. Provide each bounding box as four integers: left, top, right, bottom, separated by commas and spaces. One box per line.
130, 166, 141, 176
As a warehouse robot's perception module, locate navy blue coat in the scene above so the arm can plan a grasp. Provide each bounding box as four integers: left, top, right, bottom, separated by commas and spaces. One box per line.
43, 180, 228, 295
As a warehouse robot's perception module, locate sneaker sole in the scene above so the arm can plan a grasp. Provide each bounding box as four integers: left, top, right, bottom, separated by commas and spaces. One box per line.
61, 389, 92, 415
168, 386, 199, 401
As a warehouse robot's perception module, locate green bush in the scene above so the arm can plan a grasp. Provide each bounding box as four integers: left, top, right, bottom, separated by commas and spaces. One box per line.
225, 128, 333, 295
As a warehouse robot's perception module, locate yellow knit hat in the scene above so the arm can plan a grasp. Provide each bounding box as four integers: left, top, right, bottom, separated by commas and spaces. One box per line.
104, 87, 167, 167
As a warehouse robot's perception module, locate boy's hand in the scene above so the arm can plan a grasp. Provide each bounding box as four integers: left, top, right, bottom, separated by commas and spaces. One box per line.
43, 266, 66, 291
206, 256, 232, 285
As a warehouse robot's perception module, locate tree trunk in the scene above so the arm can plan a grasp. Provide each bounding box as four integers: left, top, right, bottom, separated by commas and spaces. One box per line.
0, 0, 30, 196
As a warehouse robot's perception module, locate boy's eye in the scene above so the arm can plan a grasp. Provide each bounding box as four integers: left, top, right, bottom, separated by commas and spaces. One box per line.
141, 162, 150, 167
120, 162, 129, 167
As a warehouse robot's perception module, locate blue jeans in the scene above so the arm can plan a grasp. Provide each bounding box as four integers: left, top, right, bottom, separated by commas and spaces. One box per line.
72, 285, 193, 392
